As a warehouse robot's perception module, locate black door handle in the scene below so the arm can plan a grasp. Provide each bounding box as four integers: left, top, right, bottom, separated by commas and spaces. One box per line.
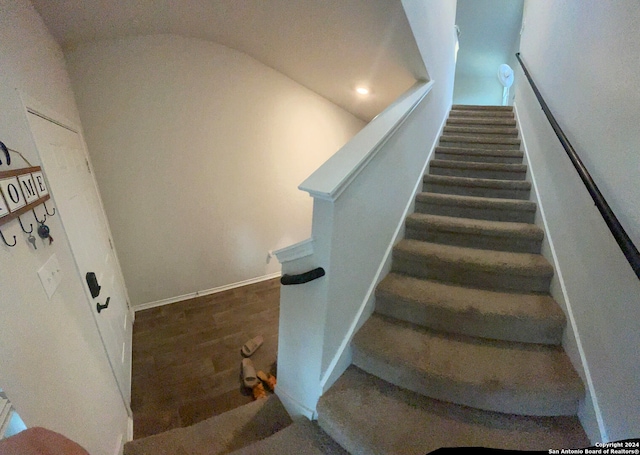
97, 297, 110, 313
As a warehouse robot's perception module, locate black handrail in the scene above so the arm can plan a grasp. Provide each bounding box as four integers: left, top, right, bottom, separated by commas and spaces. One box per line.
280, 267, 326, 285
516, 53, 640, 280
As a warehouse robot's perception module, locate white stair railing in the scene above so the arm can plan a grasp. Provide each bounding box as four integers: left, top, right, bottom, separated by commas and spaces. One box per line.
274, 80, 450, 418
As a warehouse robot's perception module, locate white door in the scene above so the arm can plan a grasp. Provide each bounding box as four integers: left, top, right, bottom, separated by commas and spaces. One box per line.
26, 110, 133, 407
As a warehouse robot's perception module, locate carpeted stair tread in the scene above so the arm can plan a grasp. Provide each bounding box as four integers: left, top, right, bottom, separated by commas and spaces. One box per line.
392, 239, 553, 292
440, 134, 520, 146
429, 159, 527, 180
405, 213, 543, 253
317, 366, 590, 455
443, 125, 519, 136
436, 146, 523, 158
423, 174, 531, 190
124, 395, 292, 455
439, 137, 520, 151
375, 273, 565, 344
447, 116, 516, 127
352, 314, 584, 416
430, 159, 527, 172
452, 104, 514, 111
449, 109, 515, 118
415, 193, 536, 222
228, 419, 348, 455
423, 174, 531, 200
434, 146, 524, 164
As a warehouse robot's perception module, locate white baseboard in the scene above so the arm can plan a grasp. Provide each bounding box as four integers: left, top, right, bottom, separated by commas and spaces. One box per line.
514, 101, 605, 442
318, 107, 450, 391
127, 416, 133, 442
134, 272, 282, 312
322, 345, 353, 394
115, 433, 124, 455
275, 386, 316, 420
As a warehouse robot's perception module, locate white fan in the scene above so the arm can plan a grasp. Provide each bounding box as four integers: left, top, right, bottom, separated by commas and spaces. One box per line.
498, 64, 514, 106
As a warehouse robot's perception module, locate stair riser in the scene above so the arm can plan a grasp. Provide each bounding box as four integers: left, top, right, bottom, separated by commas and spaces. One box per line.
391, 253, 552, 293
429, 166, 527, 181
415, 200, 536, 223
443, 127, 519, 137
352, 345, 580, 416
439, 140, 521, 151
449, 111, 514, 118
434, 151, 524, 164
405, 225, 542, 254
423, 182, 531, 200
375, 293, 563, 345
447, 117, 516, 127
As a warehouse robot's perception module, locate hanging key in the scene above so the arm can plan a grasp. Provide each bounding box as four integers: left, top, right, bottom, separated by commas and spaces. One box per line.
27, 233, 37, 249
37, 222, 54, 245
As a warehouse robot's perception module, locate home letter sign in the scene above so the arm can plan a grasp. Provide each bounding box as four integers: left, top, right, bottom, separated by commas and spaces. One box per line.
0, 166, 51, 228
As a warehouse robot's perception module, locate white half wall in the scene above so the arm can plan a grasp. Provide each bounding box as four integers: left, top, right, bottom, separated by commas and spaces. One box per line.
516, 0, 640, 442
273, 1, 458, 418
65, 35, 365, 307
0, 1, 129, 453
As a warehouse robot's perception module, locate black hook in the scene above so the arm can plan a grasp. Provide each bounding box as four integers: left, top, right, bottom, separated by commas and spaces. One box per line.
44, 202, 56, 217
18, 216, 33, 234
0, 141, 10, 166
33, 208, 46, 224
0, 229, 17, 247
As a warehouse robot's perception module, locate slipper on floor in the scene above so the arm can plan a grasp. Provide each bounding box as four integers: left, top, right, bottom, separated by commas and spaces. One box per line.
241, 335, 264, 357
242, 358, 259, 388
252, 382, 267, 400
257, 370, 277, 392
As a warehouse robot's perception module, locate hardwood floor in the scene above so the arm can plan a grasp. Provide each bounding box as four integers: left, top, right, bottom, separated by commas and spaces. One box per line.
131, 278, 280, 439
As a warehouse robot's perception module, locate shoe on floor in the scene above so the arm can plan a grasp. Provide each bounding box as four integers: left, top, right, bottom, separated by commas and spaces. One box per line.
257, 370, 277, 392
242, 358, 259, 388
241, 335, 264, 357
252, 382, 267, 400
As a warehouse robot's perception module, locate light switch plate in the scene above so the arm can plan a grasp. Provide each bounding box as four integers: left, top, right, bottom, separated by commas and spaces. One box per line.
38, 254, 63, 299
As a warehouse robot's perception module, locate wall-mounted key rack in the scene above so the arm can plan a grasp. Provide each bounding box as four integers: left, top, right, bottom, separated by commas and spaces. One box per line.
0, 165, 55, 247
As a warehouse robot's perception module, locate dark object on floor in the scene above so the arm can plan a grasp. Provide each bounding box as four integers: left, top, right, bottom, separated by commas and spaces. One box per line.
0, 427, 89, 455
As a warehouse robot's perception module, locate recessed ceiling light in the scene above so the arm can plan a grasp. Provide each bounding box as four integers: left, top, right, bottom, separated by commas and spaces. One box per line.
356, 87, 369, 95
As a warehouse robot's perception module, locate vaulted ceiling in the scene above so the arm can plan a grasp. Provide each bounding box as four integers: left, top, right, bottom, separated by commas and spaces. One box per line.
31, 0, 427, 121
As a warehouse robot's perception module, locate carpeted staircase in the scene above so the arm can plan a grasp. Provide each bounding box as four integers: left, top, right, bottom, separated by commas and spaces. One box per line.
316, 104, 590, 453
124, 105, 590, 454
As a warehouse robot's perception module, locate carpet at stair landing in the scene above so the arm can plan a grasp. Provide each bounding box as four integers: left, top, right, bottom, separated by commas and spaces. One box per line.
123, 396, 291, 455
123, 394, 347, 455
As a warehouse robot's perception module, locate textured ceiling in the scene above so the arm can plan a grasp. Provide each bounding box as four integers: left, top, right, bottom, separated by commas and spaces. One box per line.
31, 0, 427, 121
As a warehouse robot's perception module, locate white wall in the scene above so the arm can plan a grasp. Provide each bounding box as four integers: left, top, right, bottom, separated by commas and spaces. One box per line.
515, 0, 640, 442
402, 0, 457, 111
0, 1, 129, 453
453, 0, 524, 105
452, 75, 503, 105
64, 35, 365, 307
